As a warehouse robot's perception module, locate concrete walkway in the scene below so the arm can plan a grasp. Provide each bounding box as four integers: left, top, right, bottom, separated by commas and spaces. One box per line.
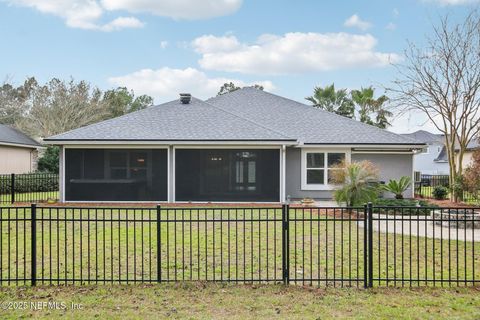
359, 214, 480, 242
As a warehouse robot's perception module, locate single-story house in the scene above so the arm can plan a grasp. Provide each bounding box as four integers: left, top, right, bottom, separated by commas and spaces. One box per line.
44, 88, 423, 203
0, 124, 41, 174
401, 130, 449, 175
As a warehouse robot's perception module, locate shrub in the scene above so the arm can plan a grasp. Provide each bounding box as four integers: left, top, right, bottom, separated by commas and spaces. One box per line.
331, 160, 380, 207
0, 173, 59, 194
381, 176, 412, 199
432, 186, 448, 200
373, 198, 437, 215
37, 146, 60, 173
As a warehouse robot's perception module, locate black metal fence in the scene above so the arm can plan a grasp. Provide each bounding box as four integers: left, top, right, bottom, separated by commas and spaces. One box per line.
0, 204, 478, 287
414, 174, 479, 203
0, 173, 59, 204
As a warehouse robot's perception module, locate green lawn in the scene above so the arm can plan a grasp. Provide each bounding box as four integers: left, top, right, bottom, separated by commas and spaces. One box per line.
0, 192, 58, 205
1, 207, 478, 287
0, 284, 478, 319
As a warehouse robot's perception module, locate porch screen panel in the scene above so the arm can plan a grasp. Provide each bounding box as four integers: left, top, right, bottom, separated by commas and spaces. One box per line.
175, 149, 279, 202
65, 149, 167, 201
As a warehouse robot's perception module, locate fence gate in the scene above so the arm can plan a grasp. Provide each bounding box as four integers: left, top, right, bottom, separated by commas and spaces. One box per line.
285, 205, 368, 287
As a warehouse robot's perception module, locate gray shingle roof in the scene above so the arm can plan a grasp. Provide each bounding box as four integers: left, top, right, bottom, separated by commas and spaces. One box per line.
401, 130, 444, 144
0, 124, 40, 147
46, 88, 423, 145
46, 97, 293, 141
207, 88, 421, 145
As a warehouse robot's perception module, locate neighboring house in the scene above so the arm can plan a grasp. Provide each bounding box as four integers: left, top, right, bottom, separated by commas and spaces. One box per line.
0, 124, 41, 174
44, 88, 423, 203
457, 139, 479, 170
401, 130, 449, 175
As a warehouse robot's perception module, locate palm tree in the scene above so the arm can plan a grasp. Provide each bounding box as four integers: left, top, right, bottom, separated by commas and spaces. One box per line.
306, 84, 355, 118
331, 161, 380, 207
382, 176, 412, 199
350, 87, 392, 129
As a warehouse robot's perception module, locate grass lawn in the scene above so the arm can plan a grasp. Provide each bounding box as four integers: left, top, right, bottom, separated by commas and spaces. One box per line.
0, 283, 478, 319
0, 192, 59, 205
1, 207, 478, 287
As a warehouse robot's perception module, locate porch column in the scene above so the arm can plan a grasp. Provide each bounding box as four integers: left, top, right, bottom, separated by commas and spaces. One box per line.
168, 145, 175, 202
59, 146, 65, 202
281, 145, 286, 203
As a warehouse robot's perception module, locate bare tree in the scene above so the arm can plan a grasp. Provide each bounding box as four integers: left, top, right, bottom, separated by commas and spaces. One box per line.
389, 12, 480, 201
16, 78, 108, 137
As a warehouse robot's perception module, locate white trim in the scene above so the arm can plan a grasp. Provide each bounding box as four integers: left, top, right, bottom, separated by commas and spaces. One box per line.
173, 145, 282, 149
62, 144, 170, 149
299, 144, 423, 149
46, 140, 295, 146
172, 147, 176, 202
352, 151, 415, 155
0, 141, 42, 149
301, 148, 351, 191
281, 145, 286, 203
61, 146, 65, 202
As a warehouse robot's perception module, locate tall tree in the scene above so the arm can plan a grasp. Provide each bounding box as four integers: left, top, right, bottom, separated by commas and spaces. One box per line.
389, 11, 480, 201
217, 82, 264, 96
305, 84, 355, 118
16, 78, 108, 137
0, 77, 37, 125
351, 87, 392, 129
103, 87, 153, 119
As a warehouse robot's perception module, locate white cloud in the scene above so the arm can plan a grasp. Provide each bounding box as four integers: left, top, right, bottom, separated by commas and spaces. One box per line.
160, 41, 169, 49
99, 16, 144, 32
424, 0, 480, 4
193, 35, 241, 54
101, 0, 243, 20
4, 0, 241, 31
108, 67, 275, 101
192, 33, 402, 75
386, 22, 397, 31
344, 14, 372, 31
5, 0, 142, 31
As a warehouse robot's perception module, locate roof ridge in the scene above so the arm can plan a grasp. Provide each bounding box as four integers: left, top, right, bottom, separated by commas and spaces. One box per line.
208, 88, 419, 145
202, 97, 295, 141
45, 101, 173, 140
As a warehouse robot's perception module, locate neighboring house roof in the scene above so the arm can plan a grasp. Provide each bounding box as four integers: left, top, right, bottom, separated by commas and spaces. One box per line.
400, 130, 444, 144
466, 139, 480, 151
435, 146, 448, 162
0, 124, 41, 148
45, 88, 422, 146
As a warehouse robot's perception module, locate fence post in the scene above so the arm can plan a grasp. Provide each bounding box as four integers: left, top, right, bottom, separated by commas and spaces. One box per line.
367, 202, 373, 288
363, 204, 368, 289
156, 205, 161, 283
31, 203, 37, 286
282, 203, 289, 285
10, 173, 15, 204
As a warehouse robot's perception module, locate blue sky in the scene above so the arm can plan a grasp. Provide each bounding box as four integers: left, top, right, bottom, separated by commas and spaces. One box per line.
0, 0, 477, 133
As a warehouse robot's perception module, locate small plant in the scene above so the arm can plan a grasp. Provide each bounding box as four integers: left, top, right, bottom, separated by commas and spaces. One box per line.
331, 160, 380, 207
433, 186, 448, 200
381, 176, 412, 199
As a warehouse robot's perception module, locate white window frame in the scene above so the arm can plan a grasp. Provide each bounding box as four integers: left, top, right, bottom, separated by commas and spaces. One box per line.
301, 148, 351, 190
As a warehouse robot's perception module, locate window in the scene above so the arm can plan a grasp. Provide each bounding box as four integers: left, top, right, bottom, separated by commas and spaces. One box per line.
302, 150, 348, 190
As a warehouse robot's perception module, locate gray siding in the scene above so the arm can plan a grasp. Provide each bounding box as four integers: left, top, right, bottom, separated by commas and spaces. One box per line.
285, 147, 333, 200
351, 153, 414, 198
285, 148, 414, 200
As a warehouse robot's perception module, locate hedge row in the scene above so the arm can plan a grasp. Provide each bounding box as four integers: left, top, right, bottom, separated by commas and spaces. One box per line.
0, 173, 59, 194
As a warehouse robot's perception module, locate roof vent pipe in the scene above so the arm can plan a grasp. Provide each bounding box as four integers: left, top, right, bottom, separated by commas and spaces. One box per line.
179, 93, 191, 104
